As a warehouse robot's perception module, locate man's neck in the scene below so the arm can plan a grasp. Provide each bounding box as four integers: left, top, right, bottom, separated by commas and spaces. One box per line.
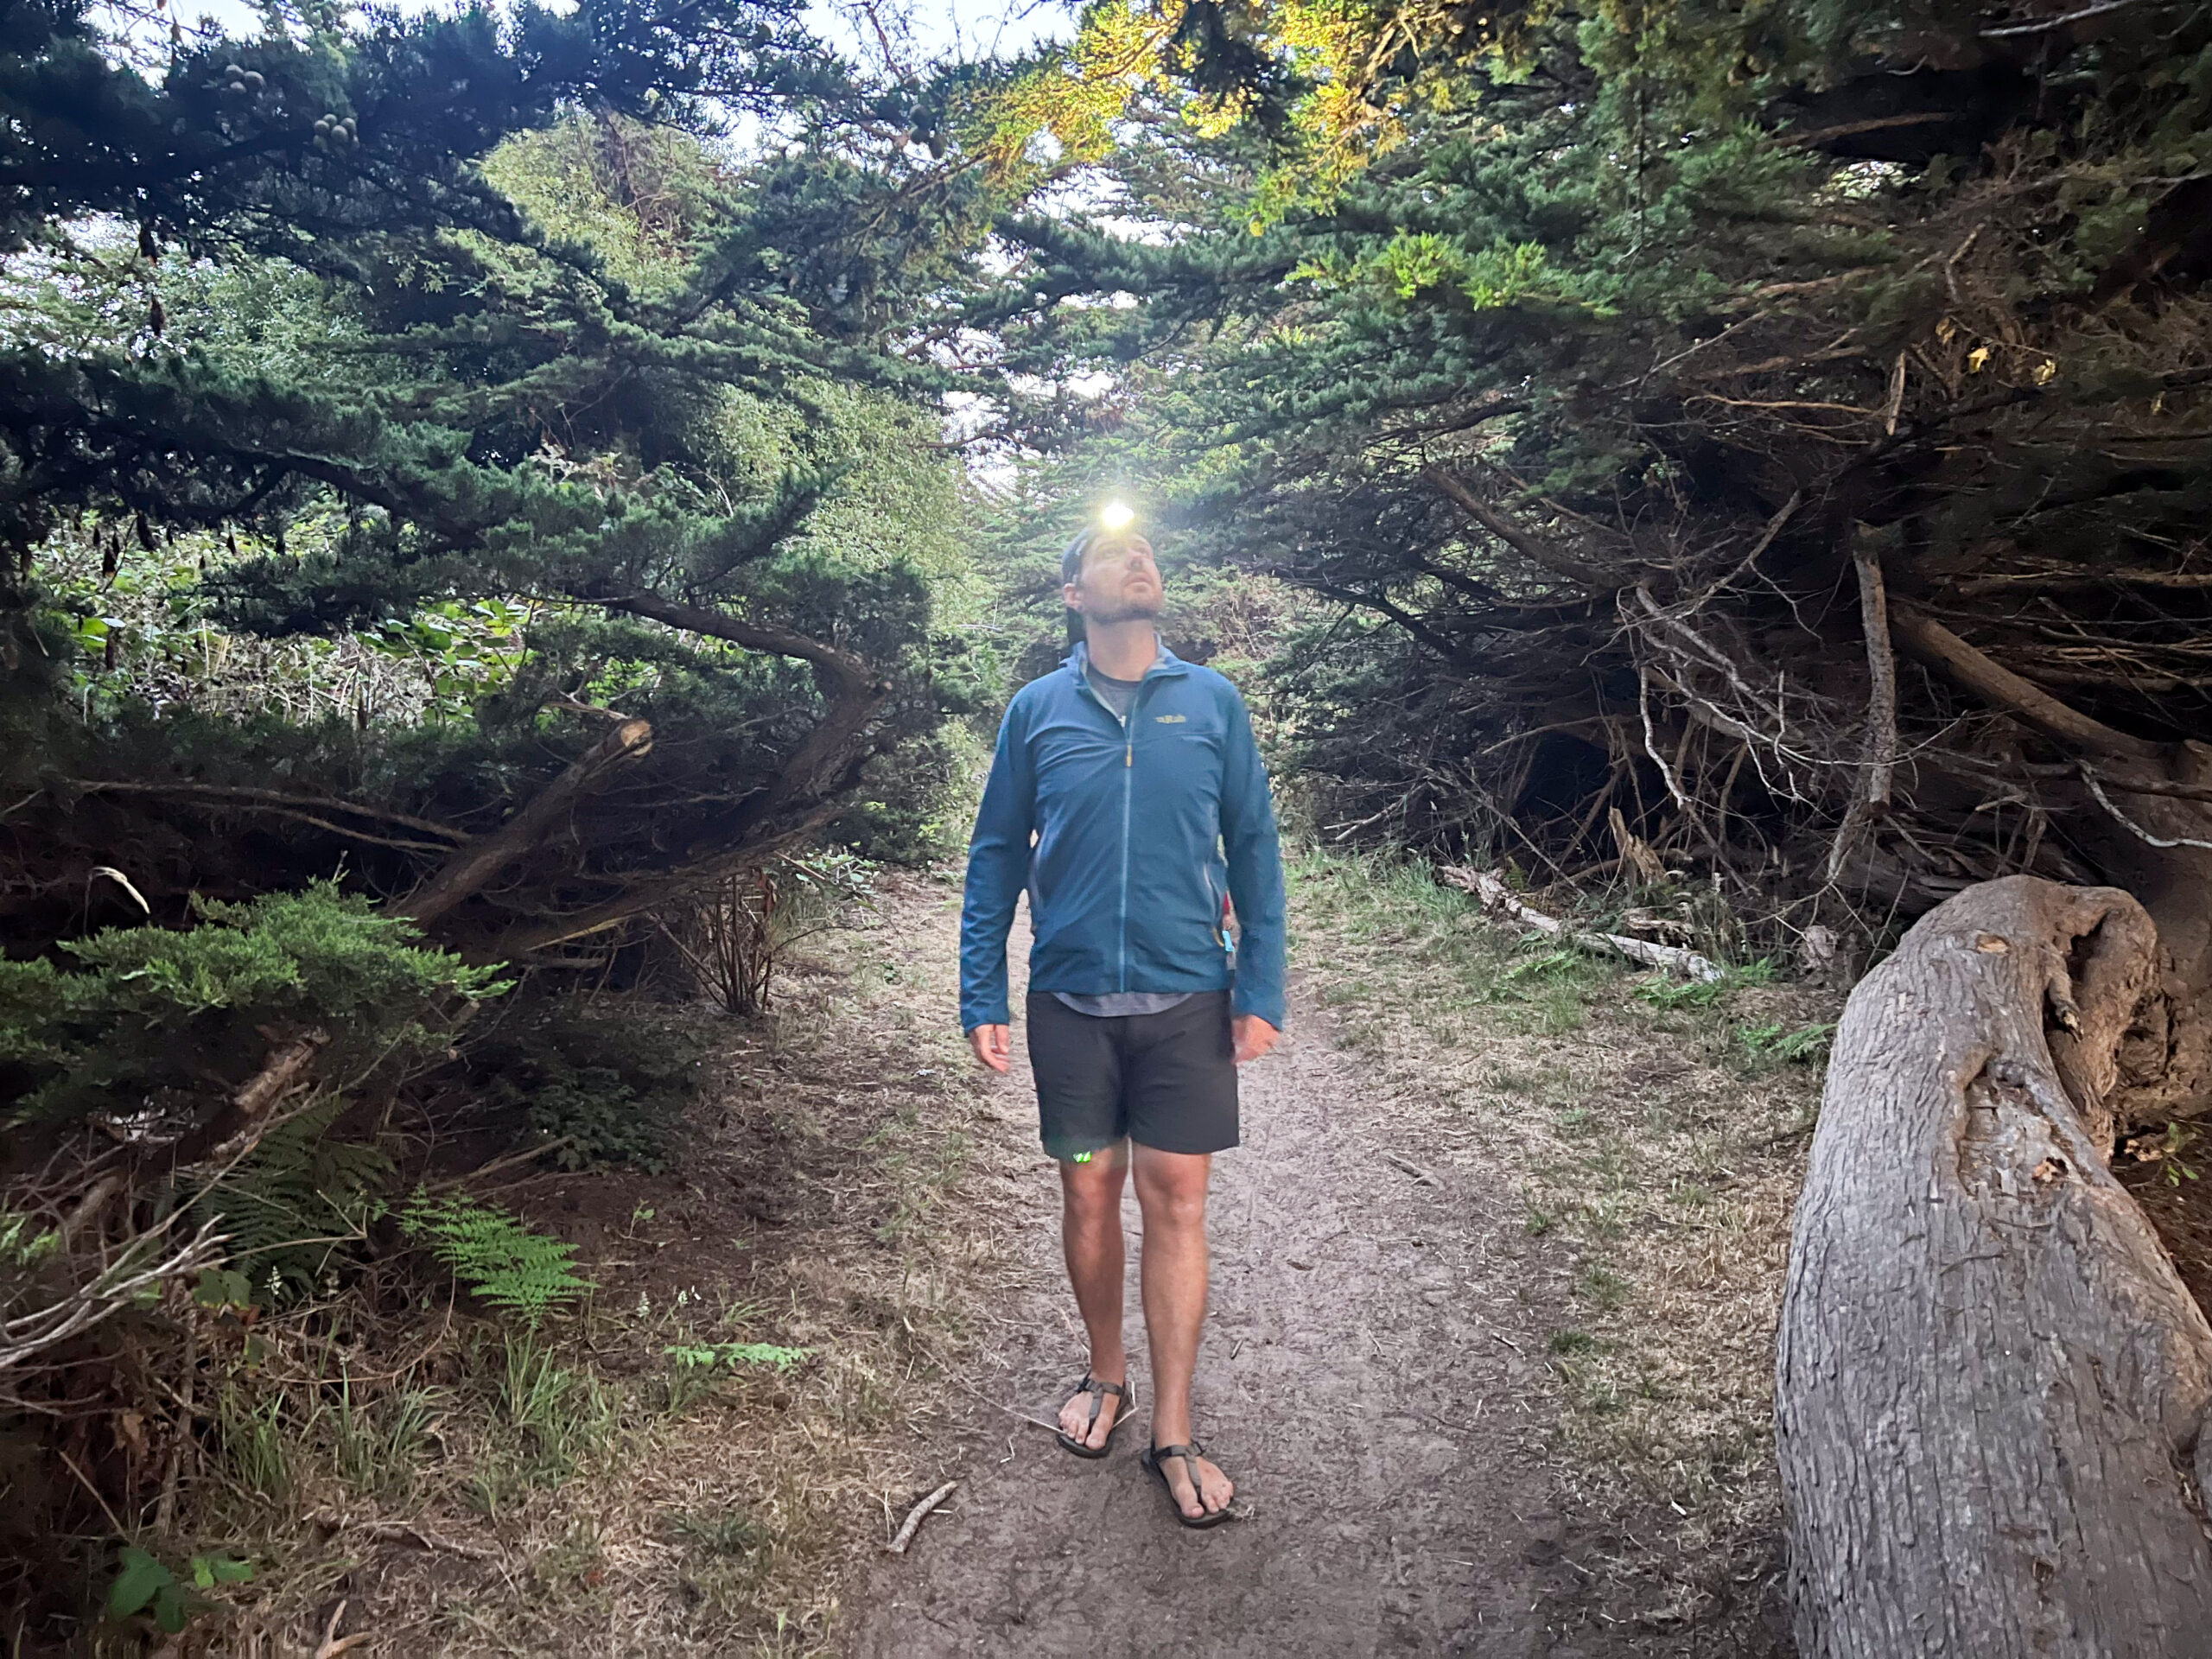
1085, 620, 1160, 681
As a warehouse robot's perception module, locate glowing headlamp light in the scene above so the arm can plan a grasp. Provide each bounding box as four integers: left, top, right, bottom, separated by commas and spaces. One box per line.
1098, 499, 1136, 532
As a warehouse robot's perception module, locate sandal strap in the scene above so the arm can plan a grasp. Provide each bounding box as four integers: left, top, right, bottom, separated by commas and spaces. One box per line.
1152, 1443, 1209, 1513
1071, 1375, 1129, 1435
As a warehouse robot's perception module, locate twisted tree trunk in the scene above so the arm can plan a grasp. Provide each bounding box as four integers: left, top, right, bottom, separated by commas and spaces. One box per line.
1777, 876, 2212, 1658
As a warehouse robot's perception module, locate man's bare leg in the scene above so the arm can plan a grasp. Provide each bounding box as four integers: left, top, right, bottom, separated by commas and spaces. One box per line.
1132, 1144, 1234, 1519
1057, 1141, 1130, 1449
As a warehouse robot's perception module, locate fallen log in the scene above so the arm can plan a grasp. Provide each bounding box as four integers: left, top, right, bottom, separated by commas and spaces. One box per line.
1436, 865, 1725, 982
1776, 875, 2212, 1658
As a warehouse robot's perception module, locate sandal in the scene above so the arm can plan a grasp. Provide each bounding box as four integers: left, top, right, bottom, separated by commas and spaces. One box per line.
1056, 1374, 1135, 1459
1141, 1440, 1236, 1529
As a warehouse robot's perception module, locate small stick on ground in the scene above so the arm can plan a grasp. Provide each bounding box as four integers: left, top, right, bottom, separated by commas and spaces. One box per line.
1385, 1154, 1439, 1186
1437, 865, 1725, 981
887, 1481, 958, 1554
305, 1510, 499, 1560
314, 1599, 374, 1659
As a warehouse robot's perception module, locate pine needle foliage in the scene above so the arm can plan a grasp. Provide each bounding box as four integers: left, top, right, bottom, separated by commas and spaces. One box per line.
0, 884, 506, 1127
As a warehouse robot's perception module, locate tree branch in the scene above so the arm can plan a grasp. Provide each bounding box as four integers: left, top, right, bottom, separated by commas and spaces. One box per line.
67, 780, 469, 844
601, 592, 874, 695
1420, 467, 1627, 591
490, 796, 846, 955
1889, 607, 2165, 764
477, 597, 897, 957
399, 720, 655, 928
1827, 537, 1899, 883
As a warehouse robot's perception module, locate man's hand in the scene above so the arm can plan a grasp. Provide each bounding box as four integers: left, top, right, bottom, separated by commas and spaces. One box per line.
968, 1023, 1011, 1073
1232, 1014, 1281, 1065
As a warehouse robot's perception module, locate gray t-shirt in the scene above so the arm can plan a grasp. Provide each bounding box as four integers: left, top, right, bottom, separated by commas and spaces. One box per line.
1085, 665, 1145, 721
1056, 662, 1195, 1020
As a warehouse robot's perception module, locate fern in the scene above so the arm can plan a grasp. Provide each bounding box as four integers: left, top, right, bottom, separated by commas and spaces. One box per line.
399, 1192, 591, 1328
664, 1341, 810, 1372
193, 1096, 393, 1300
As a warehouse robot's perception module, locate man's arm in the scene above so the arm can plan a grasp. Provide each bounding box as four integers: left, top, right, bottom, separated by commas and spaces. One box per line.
959, 698, 1035, 1047
1219, 687, 1287, 1041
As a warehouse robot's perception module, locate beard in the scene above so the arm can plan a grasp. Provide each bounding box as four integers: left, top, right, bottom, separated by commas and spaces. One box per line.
1086, 594, 1162, 626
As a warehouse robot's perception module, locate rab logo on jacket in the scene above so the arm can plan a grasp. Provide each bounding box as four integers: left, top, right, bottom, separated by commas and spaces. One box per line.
1154, 713, 1186, 723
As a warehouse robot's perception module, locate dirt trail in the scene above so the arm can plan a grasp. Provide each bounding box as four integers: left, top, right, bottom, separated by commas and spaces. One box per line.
844, 946, 1599, 1656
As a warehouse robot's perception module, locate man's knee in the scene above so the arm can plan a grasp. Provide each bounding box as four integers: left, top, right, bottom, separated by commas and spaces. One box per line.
1133, 1149, 1210, 1229
1058, 1147, 1127, 1217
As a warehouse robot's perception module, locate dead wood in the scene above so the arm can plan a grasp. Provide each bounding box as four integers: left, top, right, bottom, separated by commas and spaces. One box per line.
886, 1480, 957, 1554
1824, 535, 1897, 884
1889, 607, 2164, 764
194, 1030, 332, 1171
398, 718, 653, 928
1777, 875, 2212, 1658
1437, 865, 1726, 981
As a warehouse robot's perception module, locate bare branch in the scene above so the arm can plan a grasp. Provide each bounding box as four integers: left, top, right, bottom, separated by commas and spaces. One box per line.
1981, 0, 2152, 36
2083, 773, 2212, 852
67, 780, 469, 846
400, 720, 655, 928
1827, 537, 1899, 884
1438, 865, 1725, 982
1889, 607, 2165, 764
1421, 467, 1627, 591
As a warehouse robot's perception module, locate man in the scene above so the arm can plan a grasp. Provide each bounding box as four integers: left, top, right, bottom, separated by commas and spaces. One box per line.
959, 509, 1287, 1529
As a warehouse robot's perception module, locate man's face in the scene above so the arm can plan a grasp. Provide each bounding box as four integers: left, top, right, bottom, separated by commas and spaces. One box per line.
1065, 533, 1163, 626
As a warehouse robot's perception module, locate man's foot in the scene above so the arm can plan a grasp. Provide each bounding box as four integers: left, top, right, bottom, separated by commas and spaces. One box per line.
1143, 1441, 1236, 1525
1057, 1374, 1133, 1456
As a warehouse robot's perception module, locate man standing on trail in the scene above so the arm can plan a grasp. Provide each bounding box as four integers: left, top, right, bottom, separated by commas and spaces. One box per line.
959, 505, 1287, 1529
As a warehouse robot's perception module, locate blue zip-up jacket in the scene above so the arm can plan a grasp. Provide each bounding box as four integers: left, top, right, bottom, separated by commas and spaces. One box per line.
959, 642, 1288, 1033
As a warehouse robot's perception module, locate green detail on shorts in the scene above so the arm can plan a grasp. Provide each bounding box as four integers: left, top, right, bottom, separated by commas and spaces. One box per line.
1071, 1150, 1093, 1164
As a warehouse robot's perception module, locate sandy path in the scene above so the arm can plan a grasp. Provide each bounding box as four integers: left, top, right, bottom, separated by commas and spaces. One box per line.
844, 969, 1594, 1656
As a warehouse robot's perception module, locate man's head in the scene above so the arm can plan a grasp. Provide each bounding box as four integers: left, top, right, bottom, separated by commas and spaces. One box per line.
1061, 525, 1163, 627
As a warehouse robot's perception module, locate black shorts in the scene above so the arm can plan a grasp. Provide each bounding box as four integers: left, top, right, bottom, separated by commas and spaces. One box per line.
1025, 990, 1239, 1161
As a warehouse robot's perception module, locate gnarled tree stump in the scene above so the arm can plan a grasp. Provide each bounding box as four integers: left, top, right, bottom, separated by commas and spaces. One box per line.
1777, 875, 2212, 1658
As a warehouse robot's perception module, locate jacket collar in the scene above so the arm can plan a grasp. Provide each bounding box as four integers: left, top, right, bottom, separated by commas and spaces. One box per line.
1065, 637, 1187, 683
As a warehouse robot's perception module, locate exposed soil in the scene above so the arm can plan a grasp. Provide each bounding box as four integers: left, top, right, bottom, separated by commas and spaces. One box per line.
843, 955, 1631, 1655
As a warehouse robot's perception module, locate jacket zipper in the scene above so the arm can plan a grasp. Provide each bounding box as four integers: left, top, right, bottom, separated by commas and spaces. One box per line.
1076, 659, 1153, 993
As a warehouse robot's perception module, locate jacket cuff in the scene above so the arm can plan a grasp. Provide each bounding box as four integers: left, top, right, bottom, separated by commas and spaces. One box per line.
1230, 988, 1287, 1030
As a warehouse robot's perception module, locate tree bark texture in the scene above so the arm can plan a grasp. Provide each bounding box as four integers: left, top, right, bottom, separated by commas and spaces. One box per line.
1777, 875, 2212, 1658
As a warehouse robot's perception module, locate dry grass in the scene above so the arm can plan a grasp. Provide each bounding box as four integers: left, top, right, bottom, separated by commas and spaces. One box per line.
154, 868, 1024, 1658
1288, 847, 1835, 1645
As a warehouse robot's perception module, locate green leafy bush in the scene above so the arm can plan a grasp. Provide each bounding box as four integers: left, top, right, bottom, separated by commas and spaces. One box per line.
106, 1547, 251, 1635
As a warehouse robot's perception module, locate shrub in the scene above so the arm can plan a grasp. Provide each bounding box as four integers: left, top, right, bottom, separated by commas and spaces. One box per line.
464, 997, 706, 1170
0, 884, 507, 1128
